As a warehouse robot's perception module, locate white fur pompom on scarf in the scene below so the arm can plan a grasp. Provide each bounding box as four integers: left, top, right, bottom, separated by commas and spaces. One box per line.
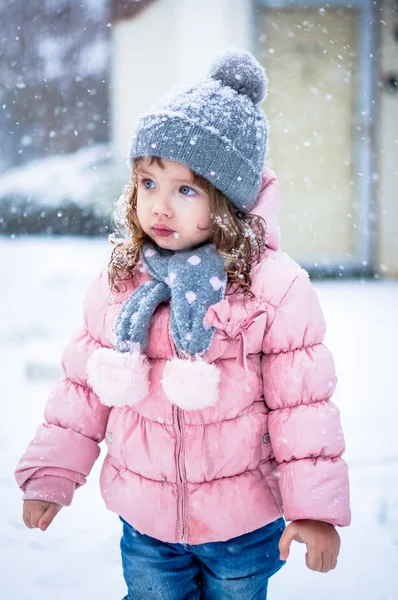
86, 345, 150, 407
162, 358, 220, 410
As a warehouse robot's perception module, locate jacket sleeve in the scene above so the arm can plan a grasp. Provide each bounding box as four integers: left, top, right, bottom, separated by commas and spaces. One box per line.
261, 269, 351, 527
15, 270, 112, 506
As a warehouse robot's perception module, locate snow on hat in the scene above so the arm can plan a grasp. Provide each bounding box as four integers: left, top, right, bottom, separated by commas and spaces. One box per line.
128, 48, 269, 213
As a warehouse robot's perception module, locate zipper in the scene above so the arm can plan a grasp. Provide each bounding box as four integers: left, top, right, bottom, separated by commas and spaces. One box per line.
176, 406, 186, 542
168, 319, 187, 543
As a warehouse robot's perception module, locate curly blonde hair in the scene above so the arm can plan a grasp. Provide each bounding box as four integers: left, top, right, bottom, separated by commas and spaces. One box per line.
109, 157, 268, 296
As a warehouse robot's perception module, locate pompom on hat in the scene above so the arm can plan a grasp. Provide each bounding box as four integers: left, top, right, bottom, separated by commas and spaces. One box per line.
129, 48, 269, 213
209, 48, 268, 104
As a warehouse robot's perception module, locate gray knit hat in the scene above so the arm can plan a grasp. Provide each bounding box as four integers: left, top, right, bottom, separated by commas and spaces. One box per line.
128, 48, 269, 213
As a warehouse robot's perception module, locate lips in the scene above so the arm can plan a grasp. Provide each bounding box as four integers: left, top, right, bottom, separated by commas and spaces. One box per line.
152, 224, 175, 237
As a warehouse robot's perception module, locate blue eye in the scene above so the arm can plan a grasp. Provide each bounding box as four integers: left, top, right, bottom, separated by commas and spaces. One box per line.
142, 178, 155, 189
180, 185, 196, 196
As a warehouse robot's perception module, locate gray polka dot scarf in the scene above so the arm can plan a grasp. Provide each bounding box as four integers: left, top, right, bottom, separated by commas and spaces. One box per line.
115, 241, 227, 357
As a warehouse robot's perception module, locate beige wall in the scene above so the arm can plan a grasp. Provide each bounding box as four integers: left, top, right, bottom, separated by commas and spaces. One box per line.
111, 0, 251, 167
258, 7, 358, 262
376, 2, 398, 277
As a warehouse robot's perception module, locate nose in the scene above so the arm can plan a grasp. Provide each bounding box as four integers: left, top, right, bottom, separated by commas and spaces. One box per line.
152, 196, 173, 218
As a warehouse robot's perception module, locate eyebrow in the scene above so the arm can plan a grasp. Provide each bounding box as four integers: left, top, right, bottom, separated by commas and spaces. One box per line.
138, 168, 200, 187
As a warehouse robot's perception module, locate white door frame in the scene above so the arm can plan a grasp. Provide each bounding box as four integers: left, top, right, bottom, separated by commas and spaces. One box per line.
251, 0, 378, 277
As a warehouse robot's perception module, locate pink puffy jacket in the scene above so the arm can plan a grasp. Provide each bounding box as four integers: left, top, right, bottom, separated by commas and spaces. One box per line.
15, 168, 351, 544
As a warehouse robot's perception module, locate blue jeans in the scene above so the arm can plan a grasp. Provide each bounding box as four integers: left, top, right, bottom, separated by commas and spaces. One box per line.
120, 516, 286, 599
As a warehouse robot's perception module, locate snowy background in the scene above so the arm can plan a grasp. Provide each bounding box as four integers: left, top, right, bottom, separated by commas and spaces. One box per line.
1, 236, 397, 599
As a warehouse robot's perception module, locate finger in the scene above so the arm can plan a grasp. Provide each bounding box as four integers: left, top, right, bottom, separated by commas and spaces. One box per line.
30, 507, 45, 529
38, 504, 60, 531
331, 552, 338, 570
23, 509, 32, 529
22, 507, 28, 528
279, 524, 296, 560
320, 552, 332, 573
305, 546, 322, 572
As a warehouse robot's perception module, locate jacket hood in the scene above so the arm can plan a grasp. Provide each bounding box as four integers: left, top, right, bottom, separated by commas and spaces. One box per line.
251, 167, 281, 252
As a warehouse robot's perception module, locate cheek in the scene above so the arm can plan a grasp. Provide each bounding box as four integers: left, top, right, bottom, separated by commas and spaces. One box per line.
196, 206, 212, 232
136, 196, 149, 223
181, 198, 211, 228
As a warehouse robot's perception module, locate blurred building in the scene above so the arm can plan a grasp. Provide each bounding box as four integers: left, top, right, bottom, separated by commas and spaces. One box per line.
111, 0, 398, 278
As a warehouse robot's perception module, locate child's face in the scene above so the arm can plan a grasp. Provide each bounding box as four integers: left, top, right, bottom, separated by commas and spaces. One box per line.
136, 157, 213, 251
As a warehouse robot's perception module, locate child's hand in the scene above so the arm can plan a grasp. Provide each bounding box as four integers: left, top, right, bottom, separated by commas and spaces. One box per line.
279, 519, 341, 573
23, 500, 61, 531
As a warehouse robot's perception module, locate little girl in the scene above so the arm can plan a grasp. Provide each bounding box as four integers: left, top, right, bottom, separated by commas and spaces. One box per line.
16, 49, 351, 599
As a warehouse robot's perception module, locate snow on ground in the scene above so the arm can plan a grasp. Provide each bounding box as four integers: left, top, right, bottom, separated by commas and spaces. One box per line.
1, 236, 397, 600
